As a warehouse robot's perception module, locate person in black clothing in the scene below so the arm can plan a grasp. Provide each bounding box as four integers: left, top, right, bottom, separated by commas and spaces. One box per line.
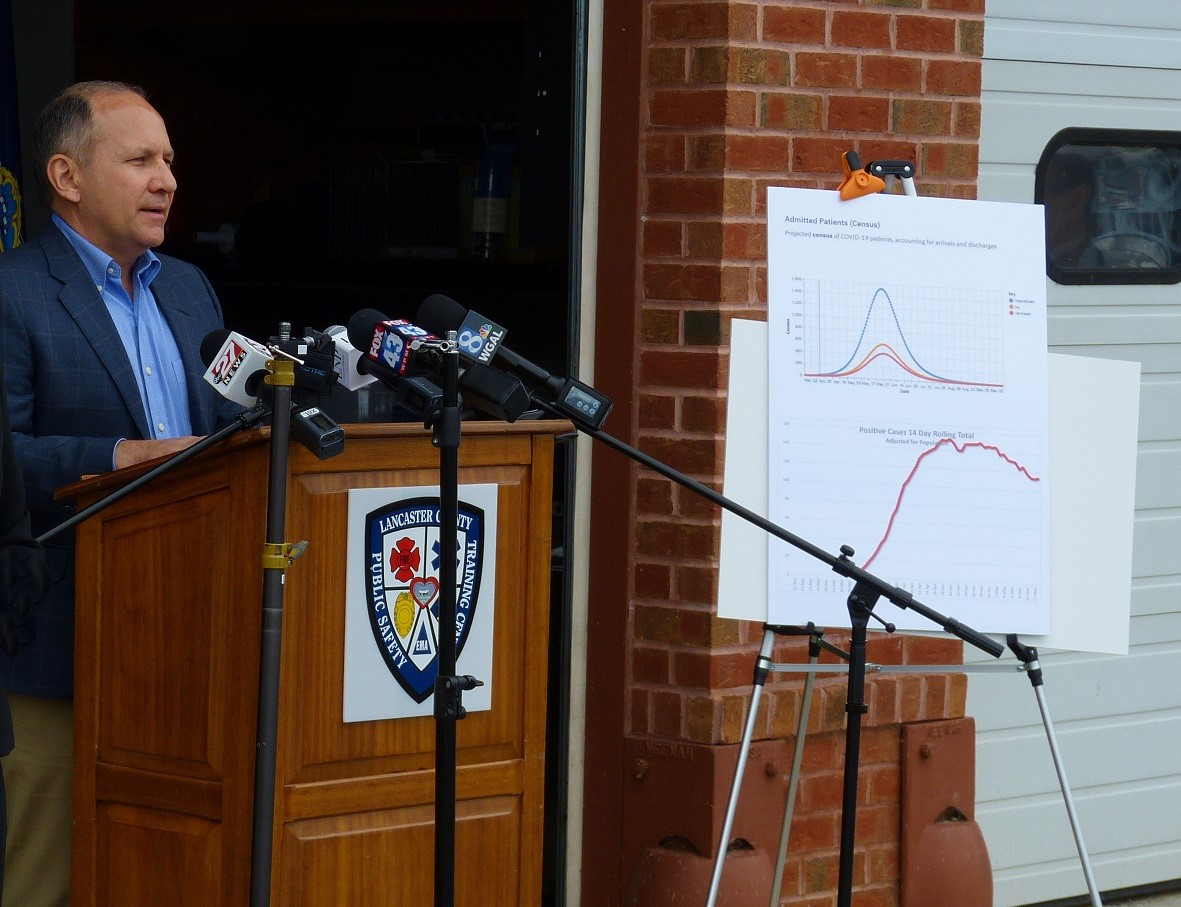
0, 370, 48, 898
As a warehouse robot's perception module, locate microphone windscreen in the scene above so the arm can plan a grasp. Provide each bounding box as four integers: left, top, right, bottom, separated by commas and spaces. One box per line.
202, 331, 272, 408
346, 308, 390, 353
200, 328, 232, 366
416, 294, 467, 336
459, 361, 531, 423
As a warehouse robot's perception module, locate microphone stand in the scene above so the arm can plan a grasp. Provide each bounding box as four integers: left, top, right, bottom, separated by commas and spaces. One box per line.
427, 332, 482, 907
528, 397, 1004, 907
250, 358, 298, 907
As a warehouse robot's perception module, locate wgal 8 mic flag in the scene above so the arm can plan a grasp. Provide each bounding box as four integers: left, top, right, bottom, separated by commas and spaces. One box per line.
0, 0, 22, 253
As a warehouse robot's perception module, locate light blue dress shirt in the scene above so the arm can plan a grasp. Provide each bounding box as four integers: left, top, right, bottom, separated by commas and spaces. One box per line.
52, 215, 193, 452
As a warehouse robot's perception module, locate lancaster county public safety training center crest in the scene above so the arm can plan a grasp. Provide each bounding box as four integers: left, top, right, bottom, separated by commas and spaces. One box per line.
364, 496, 486, 703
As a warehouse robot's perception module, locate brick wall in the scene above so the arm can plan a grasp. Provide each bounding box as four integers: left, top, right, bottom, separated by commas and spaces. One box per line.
616, 0, 986, 903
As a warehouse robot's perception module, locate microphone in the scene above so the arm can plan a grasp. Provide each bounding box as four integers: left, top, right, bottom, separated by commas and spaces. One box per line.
456, 361, 532, 423
346, 309, 441, 378
267, 325, 338, 396
415, 294, 613, 429
324, 325, 378, 391
343, 310, 444, 420
201, 329, 272, 407
345, 308, 531, 422
201, 328, 345, 458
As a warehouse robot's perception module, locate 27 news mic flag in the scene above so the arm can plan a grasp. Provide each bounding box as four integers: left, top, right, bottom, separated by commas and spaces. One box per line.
0, 0, 22, 252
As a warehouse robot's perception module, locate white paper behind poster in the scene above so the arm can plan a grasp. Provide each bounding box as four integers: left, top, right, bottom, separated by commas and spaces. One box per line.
719, 320, 1139, 655
718, 319, 770, 621
1043, 353, 1138, 655
343, 484, 498, 721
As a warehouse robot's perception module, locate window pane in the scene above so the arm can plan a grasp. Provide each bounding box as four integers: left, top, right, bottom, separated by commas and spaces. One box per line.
1037, 131, 1181, 285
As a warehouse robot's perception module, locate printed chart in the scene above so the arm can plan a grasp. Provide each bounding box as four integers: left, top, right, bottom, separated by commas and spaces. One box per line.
800, 279, 1005, 389
767, 188, 1050, 633
777, 420, 1043, 606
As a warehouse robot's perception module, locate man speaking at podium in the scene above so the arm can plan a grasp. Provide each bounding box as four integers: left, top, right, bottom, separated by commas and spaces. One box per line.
0, 80, 233, 905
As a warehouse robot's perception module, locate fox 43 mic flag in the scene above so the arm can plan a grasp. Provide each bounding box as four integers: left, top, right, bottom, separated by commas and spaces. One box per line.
0, 0, 22, 253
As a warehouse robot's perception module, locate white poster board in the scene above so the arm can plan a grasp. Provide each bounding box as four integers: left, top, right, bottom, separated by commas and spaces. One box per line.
719, 319, 1139, 655
343, 484, 498, 721
765, 188, 1052, 634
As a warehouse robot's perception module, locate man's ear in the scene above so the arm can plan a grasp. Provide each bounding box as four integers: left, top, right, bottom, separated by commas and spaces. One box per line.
46, 154, 81, 204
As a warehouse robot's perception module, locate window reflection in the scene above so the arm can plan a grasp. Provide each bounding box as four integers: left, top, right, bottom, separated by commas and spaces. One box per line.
1037, 131, 1181, 285
1091, 147, 1179, 269
1044, 151, 1103, 270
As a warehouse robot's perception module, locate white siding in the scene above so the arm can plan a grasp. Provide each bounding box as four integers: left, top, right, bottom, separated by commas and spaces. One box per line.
975, 2, 1181, 903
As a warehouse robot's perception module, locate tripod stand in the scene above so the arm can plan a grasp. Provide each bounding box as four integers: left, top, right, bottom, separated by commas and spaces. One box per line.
711, 310, 1128, 907
703, 158, 1093, 905
708, 624, 1104, 907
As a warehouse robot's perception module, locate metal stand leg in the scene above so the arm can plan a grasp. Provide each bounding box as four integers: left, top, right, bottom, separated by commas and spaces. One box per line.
707, 627, 777, 907
836, 583, 878, 907
769, 630, 823, 906
706, 628, 1103, 906
1008, 636, 1103, 907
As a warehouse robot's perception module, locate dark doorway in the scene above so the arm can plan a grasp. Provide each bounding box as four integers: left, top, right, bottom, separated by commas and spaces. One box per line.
73, 2, 575, 365
71, 1, 582, 900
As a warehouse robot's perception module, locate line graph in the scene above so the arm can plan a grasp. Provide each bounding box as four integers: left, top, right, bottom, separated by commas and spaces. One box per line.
769, 418, 1049, 632
800, 280, 1006, 388
861, 437, 1041, 569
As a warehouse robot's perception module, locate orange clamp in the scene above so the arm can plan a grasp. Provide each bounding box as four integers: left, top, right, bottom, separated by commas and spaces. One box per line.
838, 150, 886, 200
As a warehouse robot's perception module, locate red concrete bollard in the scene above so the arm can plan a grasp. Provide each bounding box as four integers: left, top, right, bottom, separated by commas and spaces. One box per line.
626, 837, 773, 906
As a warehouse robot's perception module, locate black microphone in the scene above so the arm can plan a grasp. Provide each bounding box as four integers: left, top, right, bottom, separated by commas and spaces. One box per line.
415, 294, 613, 429
266, 326, 338, 396
199, 328, 232, 367
346, 309, 442, 378
345, 308, 531, 423
345, 308, 391, 359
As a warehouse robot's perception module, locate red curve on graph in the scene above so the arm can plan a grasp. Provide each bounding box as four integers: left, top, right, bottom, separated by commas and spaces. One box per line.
804, 342, 1004, 388
861, 437, 1041, 570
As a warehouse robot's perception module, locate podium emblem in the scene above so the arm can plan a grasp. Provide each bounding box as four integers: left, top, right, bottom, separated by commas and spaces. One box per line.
364, 496, 486, 703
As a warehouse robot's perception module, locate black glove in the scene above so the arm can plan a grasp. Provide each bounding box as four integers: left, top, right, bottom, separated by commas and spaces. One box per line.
0, 543, 50, 657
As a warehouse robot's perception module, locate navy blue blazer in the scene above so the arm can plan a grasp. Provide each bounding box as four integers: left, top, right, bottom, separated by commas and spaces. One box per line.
0, 376, 38, 754
0, 225, 234, 698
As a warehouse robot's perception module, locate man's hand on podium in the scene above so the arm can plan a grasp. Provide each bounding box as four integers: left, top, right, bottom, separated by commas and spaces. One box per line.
114, 436, 202, 470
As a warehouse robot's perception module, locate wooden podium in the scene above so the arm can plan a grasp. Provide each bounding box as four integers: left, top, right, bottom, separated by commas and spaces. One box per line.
64, 421, 566, 905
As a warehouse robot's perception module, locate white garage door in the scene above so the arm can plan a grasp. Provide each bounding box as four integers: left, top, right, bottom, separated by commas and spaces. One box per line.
972, 3, 1181, 904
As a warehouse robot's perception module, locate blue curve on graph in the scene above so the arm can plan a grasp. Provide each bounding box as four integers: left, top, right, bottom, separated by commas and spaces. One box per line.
825, 286, 952, 381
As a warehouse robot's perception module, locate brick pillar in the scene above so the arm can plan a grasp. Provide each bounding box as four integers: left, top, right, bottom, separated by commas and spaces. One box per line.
587, 1, 986, 905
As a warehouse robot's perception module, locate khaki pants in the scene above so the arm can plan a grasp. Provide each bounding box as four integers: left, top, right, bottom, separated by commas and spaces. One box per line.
2, 693, 71, 907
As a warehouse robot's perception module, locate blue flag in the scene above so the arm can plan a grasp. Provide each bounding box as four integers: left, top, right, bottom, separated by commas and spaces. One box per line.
0, 0, 22, 252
